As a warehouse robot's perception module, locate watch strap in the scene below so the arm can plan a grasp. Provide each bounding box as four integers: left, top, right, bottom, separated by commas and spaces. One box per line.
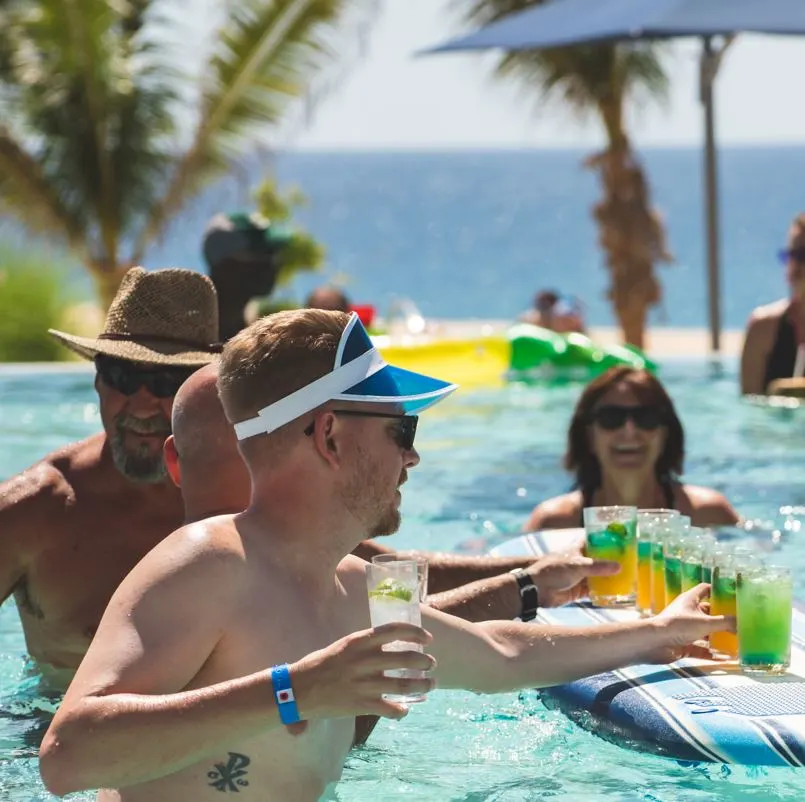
509, 568, 539, 622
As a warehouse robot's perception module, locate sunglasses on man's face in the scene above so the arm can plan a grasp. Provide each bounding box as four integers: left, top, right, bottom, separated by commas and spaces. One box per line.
589, 404, 664, 432
304, 410, 419, 451
95, 356, 194, 399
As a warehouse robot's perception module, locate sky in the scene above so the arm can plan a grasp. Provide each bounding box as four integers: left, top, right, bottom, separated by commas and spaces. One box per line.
250, 0, 805, 151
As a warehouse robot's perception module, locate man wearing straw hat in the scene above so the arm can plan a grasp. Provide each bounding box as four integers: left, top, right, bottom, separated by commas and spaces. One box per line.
41, 309, 731, 802
0, 267, 221, 681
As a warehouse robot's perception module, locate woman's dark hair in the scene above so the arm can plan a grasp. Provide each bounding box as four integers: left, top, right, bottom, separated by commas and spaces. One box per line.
565, 366, 684, 493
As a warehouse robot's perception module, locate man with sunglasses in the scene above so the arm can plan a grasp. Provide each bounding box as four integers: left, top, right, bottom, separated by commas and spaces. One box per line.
42, 309, 733, 802
742, 212, 805, 395
0, 267, 220, 682
157, 361, 621, 749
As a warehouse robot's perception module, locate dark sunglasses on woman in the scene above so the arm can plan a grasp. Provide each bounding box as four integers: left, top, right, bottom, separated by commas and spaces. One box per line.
95, 355, 195, 399
589, 404, 664, 432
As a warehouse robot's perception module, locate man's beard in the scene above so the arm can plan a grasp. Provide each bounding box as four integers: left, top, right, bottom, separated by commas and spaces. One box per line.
369, 505, 401, 539
342, 448, 404, 539
109, 414, 171, 483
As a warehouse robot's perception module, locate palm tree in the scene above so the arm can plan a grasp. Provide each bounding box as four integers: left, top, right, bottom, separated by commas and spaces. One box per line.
454, 0, 674, 349
0, 0, 372, 309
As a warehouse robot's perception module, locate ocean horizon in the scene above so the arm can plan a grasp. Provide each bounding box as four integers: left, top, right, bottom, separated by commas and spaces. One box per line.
3, 145, 803, 329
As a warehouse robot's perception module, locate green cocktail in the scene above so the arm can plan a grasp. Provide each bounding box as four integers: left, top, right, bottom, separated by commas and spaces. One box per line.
638, 510, 681, 614
637, 538, 652, 614
679, 531, 715, 593
584, 506, 637, 607
651, 540, 665, 611
680, 560, 703, 592
663, 534, 685, 605
710, 559, 738, 657
737, 566, 792, 674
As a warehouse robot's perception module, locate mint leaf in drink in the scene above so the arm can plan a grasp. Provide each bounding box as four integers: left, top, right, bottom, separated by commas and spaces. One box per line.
606, 522, 628, 538
369, 578, 413, 602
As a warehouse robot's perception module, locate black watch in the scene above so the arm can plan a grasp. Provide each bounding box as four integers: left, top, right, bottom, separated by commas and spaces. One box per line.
509, 568, 539, 622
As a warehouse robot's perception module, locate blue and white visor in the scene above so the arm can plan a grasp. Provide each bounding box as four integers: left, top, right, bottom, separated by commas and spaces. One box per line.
234, 313, 458, 441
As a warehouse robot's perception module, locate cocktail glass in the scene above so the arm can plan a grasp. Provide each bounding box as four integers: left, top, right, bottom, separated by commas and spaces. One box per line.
637, 509, 679, 615
680, 530, 717, 593
710, 550, 757, 659
373, 553, 429, 602
663, 532, 686, 606
366, 558, 429, 703
583, 506, 637, 607
737, 565, 792, 674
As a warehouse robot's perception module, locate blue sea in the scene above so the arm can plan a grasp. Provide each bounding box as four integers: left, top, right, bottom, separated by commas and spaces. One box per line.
4, 147, 804, 327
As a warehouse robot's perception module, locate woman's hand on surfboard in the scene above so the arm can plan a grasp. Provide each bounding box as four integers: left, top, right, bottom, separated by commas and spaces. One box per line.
649, 584, 737, 663
528, 554, 620, 606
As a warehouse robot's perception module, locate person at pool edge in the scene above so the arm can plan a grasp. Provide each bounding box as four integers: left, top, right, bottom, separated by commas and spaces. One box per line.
741, 212, 805, 396
0, 267, 220, 679
524, 366, 739, 532
40, 309, 732, 801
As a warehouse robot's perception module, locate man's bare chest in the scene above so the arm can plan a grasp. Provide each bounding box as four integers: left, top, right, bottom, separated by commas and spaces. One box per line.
21, 502, 182, 629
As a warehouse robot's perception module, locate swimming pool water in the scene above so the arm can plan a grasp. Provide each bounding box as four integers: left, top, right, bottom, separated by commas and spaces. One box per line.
2, 361, 805, 800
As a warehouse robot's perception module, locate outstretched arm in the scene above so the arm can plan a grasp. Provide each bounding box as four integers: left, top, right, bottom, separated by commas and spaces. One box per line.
427, 555, 618, 621
425, 585, 733, 694
353, 539, 540, 593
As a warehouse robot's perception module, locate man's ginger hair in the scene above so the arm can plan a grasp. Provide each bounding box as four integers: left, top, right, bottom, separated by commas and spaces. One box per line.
217, 308, 351, 431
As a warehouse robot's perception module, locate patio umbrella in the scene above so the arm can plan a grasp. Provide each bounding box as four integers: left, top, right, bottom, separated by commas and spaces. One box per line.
422, 0, 805, 352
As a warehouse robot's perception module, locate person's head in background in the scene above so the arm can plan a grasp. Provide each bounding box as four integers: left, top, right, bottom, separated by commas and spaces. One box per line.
566, 366, 684, 497
535, 290, 560, 316
163, 363, 250, 521
781, 213, 805, 302
48, 267, 220, 484
305, 285, 351, 313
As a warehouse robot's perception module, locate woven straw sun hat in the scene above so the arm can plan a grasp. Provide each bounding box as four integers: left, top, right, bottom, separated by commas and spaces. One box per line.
49, 267, 221, 367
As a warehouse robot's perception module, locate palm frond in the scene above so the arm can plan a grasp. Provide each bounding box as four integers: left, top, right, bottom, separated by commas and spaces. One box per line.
0, 125, 90, 260
0, 0, 178, 264
452, 0, 669, 125
134, 0, 368, 259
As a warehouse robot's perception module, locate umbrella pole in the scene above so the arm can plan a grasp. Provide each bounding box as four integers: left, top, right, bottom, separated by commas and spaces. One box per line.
701, 36, 721, 354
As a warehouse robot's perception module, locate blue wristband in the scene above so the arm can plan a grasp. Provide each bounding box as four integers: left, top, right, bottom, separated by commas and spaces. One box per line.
271, 664, 301, 725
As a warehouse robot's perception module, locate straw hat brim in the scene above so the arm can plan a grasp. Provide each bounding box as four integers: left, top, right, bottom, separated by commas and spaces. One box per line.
48, 329, 219, 367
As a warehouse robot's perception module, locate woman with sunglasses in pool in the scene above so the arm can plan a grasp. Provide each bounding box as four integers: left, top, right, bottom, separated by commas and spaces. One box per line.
741, 212, 805, 396
524, 367, 740, 531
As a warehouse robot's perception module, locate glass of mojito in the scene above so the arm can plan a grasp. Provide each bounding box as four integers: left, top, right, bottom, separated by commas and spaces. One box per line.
637, 510, 677, 615
583, 506, 637, 607
373, 553, 429, 602
638, 510, 680, 614
737, 565, 793, 674
366, 558, 429, 703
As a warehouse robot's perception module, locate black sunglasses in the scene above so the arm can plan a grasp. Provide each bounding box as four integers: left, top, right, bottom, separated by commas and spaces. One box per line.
95, 356, 194, 399
304, 410, 418, 451
590, 404, 664, 432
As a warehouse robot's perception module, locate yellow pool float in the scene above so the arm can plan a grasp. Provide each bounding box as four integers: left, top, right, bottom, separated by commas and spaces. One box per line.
373, 332, 510, 389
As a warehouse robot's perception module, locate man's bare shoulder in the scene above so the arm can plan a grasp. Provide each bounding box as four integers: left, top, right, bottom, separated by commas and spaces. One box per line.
113, 515, 247, 605
524, 491, 582, 532
0, 433, 106, 510
337, 553, 369, 577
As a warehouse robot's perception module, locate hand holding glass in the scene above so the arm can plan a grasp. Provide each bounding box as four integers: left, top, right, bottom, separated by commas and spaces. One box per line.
366, 557, 430, 703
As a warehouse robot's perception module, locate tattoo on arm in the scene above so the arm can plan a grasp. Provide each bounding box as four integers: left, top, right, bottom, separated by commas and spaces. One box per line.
207, 752, 251, 792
